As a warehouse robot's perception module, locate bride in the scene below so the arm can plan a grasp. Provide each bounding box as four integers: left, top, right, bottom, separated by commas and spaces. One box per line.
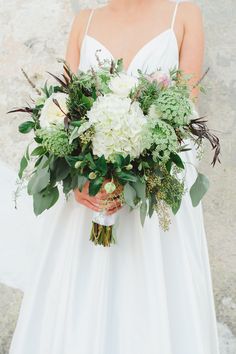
0, 0, 220, 353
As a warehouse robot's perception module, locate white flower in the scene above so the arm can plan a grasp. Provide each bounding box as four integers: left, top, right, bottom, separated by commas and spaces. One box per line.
109, 73, 138, 97
39, 92, 69, 128
86, 94, 146, 161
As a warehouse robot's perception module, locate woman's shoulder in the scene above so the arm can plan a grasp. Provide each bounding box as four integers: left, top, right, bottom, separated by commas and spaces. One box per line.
177, 1, 203, 27
73, 8, 93, 28
178, 1, 202, 17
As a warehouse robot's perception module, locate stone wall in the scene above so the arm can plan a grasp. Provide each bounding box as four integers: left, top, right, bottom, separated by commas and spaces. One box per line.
0, 0, 235, 353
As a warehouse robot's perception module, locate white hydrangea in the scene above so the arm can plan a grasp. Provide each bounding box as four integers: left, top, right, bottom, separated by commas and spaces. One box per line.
108, 73, 138, 97
39, 92, 69, 128
86, 93, 146, 160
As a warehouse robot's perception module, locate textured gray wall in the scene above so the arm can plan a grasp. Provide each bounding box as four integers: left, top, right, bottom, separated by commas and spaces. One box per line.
0, 0, 235, 353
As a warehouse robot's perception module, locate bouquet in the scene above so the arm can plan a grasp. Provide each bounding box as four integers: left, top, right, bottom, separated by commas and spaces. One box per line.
9, 58, 220, 247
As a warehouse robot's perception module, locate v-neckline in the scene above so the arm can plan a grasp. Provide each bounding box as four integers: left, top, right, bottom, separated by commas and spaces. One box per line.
84, 28, 177, 73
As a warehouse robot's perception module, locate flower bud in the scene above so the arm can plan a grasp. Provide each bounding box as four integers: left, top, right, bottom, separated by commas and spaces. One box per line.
75, 161, 82, 169
89, 172, 97, 180
104, 181, 116, 194
125, 164, 133, 171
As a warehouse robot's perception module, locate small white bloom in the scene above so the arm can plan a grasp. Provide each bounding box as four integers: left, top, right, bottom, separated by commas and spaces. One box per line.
109, 73, 138, 97
39, 92, 69, 128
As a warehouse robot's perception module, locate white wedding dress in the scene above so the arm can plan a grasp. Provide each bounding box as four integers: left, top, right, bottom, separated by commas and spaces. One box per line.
0, 2, 220, 353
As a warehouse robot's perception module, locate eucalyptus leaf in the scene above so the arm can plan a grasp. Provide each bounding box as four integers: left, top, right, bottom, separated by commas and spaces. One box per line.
28, 168, 50, 195
132, 180, 146, 203
123, 183, 137, 208
140, 200, 147, 226
33, 186, 59, 216
190, 173, 210, 207
18, 156, 28, 179
117, 171, 137, 183
53, 159, 71, 181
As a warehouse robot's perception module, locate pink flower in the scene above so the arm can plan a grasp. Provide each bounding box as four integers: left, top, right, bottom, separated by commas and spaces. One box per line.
148, 71, 171, 88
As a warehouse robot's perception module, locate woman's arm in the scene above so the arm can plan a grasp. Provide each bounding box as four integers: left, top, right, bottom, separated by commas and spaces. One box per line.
179, 3, 205, 99
65, 10, 91, 74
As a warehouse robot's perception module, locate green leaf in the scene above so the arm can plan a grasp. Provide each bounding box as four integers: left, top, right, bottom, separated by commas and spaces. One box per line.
65, 155, 81, 167
37, 155, 50, 169
70, 120, 83, 127
114, 154, 125, 167
148, 195, 156, 218
166, 160, 172, 173
69, 127, 79, 144
63, 175, 72, 194
89, 177, 104, 196
170, 153, 185, 169
27, 168, 50, 195
53, 158, 70, 181
81, 94, 94, 109
19, 121, 35, 134
140, 200, 147, 226
132, 180, 146, 203
25, 144, 30, 160
33, 186, 59, 215
31, 146, 45, 156
95, 155, 107, 175
18, 156, 28, 179
85, 153, 96, 170
123, 183, 137, 208
190, 173, 210, 207
117, 171, 137, 183
172, 199, 182, 215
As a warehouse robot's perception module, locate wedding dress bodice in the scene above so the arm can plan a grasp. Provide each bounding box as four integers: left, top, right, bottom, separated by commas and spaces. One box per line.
79, 2, 179, 75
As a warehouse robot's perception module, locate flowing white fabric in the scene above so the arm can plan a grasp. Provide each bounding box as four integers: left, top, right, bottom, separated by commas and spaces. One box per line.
0, 2, 220, 353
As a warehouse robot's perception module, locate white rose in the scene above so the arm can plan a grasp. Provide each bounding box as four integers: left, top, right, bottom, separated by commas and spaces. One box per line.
109, 73, 138, 97
39, 92, 69, 128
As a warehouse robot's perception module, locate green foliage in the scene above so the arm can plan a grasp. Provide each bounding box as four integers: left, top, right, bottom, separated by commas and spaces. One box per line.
153, 86, 192, 126
27, 167, 50, 195
89, 176, 104, 196
190, 172, 210, 207
18, 155, 28, 179
33, 185, 59, 216
136, 78, 162, 115
67, 79, 94, 119
36, 128, 77, 157
123, 183, 137, 208
19, 121, 35, 134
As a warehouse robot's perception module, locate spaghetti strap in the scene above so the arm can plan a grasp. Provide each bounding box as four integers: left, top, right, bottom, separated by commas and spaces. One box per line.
171, 1, 180, 30
84, 8, 95, 37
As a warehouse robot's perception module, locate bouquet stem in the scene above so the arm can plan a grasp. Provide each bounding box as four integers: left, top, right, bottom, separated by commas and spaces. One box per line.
90, 211, 117, 247
90, 222, 115, 247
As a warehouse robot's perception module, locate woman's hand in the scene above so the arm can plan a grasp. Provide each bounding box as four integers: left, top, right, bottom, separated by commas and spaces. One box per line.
74, 181, 123, 215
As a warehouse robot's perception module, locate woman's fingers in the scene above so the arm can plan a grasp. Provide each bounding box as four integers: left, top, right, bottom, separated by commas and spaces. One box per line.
82, 200, 101, 212
106, 204, 122, 215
